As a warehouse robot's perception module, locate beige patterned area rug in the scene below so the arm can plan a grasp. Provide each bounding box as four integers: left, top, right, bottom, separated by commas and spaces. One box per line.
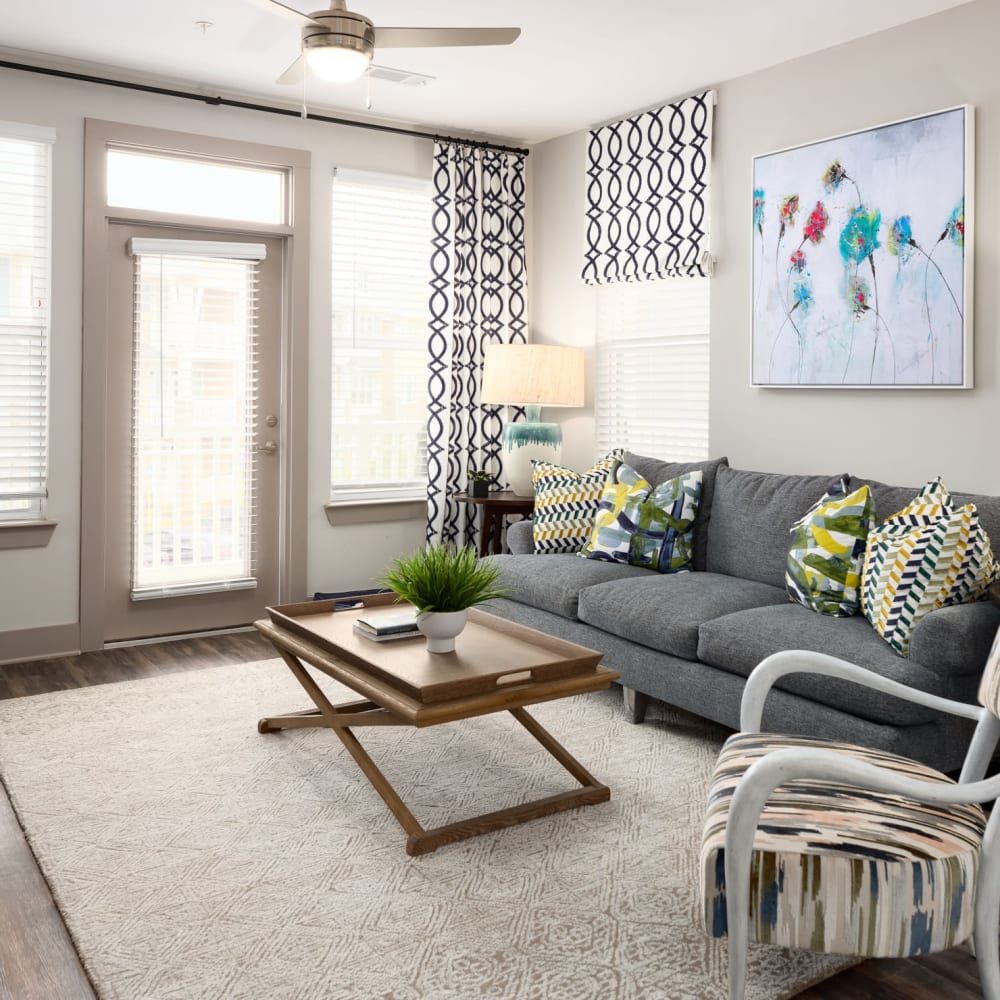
0, 659, 855, 1000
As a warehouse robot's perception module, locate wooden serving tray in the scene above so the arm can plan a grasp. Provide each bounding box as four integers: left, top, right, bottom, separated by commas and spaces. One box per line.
266, 594, 604, 705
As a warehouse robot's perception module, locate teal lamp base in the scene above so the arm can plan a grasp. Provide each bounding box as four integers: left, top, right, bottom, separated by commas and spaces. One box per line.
502, 405, 562, 496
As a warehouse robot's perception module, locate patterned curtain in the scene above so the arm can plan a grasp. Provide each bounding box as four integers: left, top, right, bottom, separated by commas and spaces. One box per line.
582, 91, 715, 284
426, 143, 528, 547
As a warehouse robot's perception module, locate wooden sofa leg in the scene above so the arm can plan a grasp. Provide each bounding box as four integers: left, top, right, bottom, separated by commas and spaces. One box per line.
622, 687, 649, 724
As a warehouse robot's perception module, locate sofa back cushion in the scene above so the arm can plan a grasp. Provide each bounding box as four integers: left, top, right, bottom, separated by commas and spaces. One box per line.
706, 466, 847, 589
850, 476, 1000, 547
623, 453, 728, 571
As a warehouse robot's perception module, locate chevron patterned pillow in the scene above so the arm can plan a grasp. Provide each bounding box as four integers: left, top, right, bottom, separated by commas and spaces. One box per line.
862, 478, 999, 655
531, 450, 624, 554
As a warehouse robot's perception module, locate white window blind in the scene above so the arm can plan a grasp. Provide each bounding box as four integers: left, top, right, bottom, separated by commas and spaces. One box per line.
331, 168, 431, 503
595, 278, 710, 461
129, 242, 264, 600
0, 122, 54, 520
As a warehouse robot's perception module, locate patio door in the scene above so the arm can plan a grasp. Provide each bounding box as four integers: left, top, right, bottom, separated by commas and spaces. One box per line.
102, 224, 284, 641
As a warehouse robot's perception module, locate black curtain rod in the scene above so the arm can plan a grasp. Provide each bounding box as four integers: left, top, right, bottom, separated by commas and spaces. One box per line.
0, 59, 530, 158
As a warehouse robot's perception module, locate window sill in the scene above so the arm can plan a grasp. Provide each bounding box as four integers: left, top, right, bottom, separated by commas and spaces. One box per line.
0, 519, 58, 550
324, 499, 425, 526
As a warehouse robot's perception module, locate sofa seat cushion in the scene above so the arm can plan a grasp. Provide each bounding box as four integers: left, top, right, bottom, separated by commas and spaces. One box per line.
578, 572, 787, 662
486, 554, 651, 621
697, 604, 950, 725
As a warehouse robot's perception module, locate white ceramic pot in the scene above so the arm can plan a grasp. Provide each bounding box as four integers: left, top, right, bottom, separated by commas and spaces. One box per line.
416, 609, 468, 653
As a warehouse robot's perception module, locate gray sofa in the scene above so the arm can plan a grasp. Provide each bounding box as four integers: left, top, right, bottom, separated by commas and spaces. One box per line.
485, 452, 1000, 774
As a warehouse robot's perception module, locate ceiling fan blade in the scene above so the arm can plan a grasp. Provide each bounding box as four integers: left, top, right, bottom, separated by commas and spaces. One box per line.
276, 54, 306, 85
375, 27, 521, 49
244, 0, 319, 28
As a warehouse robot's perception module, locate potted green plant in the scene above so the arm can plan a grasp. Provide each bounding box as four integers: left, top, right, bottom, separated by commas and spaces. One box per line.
378, 544, 509, 653
468, 468, 491, 498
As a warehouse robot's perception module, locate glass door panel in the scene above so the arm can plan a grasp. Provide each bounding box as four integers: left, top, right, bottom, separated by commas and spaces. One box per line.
131, 250, 261, 599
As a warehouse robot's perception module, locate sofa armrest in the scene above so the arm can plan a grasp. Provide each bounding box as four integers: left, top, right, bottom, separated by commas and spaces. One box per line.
506, 519, 534, 555
739, 649, 985, 734
909, 601, 1000, 678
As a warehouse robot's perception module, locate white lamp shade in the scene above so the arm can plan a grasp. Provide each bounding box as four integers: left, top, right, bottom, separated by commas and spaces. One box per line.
481, 344, 584, 406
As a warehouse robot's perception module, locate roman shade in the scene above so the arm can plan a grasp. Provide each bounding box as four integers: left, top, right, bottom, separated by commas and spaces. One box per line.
583, 91, 715, 284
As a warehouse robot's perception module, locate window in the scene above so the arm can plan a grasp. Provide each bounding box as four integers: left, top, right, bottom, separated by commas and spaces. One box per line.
595, 278, 710, 461
330, 169, 431, 502
0, 122, 54, 521
106, 149, 286, 224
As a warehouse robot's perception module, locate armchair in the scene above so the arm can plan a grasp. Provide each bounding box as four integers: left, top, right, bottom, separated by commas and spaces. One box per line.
700, 629, 1000, 1000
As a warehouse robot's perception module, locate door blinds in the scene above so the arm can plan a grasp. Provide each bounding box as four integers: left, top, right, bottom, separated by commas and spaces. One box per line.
0, 122, 55, 517
128, 239, 266, 600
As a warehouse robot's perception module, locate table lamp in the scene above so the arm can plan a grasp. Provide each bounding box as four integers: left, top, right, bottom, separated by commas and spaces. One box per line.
480, 343, 585, 496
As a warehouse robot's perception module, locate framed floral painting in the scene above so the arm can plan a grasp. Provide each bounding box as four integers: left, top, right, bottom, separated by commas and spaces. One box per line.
751, 106, 973, 388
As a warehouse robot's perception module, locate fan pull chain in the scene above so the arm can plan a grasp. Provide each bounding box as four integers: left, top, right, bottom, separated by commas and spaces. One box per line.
365, 65, 372, 111
300, 46, 308, 120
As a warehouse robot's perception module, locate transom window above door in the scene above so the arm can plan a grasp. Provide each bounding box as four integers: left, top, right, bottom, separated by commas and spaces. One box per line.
106, 148, 287, 225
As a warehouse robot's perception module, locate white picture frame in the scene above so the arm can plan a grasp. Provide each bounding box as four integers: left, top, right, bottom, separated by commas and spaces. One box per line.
751, 105, 974, 388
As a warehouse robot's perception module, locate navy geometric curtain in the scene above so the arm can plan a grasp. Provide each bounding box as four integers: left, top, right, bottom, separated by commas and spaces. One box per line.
582, 91, 715, 284
426, 143, 528, 547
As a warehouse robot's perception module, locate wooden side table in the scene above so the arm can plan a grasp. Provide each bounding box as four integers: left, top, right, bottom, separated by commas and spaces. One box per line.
454, 491, 534, 556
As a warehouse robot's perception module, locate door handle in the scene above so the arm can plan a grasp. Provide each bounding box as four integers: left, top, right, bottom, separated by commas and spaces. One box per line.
257, 440, 278, 456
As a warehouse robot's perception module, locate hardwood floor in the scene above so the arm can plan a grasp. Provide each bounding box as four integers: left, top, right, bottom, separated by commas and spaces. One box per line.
0, 632, 983, 999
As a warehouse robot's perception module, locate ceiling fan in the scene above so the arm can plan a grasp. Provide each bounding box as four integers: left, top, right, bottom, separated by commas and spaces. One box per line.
250, 0, 521, 85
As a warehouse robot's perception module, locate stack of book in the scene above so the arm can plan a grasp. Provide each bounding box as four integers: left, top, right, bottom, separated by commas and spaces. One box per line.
353, 609, 420, 643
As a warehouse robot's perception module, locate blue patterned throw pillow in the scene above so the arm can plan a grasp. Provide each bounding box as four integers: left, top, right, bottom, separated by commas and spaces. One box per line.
638, 470, 703, 572
579, 462, 652, 561
582, 462, 702, 573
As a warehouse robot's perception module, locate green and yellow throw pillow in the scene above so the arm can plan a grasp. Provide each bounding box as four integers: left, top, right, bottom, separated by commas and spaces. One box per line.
862, 478, 999, 655
531, 450, 624, 554
786, 483, 874, 616
579, 461, 652, 561
581, 462, 702, 573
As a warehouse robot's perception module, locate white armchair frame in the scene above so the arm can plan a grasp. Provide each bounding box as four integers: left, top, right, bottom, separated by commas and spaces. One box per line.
725, 650, 1000, 1000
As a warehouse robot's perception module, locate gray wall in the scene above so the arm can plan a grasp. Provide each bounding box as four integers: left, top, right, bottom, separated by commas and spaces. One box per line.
531, 0, 999, 493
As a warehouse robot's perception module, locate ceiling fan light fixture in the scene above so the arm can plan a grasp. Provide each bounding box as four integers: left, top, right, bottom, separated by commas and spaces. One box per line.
306, 43, 371, 82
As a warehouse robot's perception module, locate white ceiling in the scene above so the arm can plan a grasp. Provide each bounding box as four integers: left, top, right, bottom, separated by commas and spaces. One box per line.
0, 0, 973, 145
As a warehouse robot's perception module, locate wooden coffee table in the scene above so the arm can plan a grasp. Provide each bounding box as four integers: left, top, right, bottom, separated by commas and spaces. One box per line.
255, 594, 618, 855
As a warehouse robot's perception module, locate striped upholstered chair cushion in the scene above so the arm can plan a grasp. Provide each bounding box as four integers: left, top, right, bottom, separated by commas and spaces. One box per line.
700, 732, 986, 958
